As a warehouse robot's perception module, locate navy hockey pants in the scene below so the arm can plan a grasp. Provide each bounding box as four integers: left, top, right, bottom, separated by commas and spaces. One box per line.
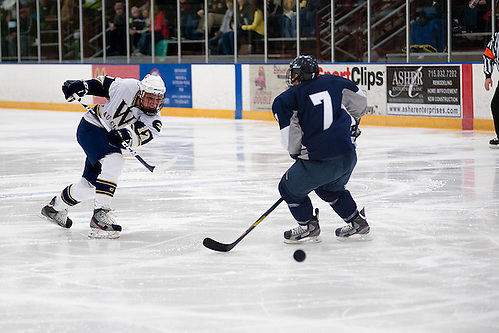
76, 118, 121, 185
278, 150, 358, 223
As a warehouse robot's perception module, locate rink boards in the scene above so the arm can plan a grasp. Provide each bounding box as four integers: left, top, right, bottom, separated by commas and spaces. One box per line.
0, 62, 494, 131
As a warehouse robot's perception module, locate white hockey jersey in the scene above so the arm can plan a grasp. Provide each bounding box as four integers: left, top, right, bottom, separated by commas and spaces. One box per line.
83, 76, 162, 148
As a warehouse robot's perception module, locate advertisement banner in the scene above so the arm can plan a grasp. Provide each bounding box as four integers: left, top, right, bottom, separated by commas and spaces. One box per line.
91, 65, 140, 105
320, 64, 386, 116
386, 66, 461, 117
141, 64, 192, 108
249, 65, 288, 111
248, 64, 386, 116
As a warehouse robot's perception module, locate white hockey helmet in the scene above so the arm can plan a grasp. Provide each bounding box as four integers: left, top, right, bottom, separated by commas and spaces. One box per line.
138, 74, 166, 115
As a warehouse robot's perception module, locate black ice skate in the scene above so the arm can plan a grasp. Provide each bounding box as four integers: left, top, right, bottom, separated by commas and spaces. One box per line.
41, 196, 73, 228
88, 208, 122, 239
335, 208, 370, 238
284, 208, 321, 243
489, 137, 499, 149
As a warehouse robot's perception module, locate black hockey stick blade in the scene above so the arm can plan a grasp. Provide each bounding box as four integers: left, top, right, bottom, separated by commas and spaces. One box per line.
202, 237, 234, 252
203, 198, 284, 252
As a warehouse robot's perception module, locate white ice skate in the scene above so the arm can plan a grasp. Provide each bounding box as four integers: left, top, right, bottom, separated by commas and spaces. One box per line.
88, 208, 121, 239
40, 197, 73, 228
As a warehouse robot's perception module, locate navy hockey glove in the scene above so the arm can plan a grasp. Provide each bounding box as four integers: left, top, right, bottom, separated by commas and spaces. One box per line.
62, 80, 88, 102
351, 118, 361, 141
108, 129, 132, 148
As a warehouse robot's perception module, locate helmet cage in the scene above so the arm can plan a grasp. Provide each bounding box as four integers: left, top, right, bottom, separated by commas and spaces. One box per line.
138, 91, 164, 116
138, 74, 166, 115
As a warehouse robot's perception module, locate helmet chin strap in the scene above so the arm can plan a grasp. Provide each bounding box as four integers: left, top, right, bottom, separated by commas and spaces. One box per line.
132, 91, 142, 108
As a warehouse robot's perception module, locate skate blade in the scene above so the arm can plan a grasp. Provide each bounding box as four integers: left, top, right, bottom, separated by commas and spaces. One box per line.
284, 236, 321, 244
88, 229, 120, 239
336, 233, 373, 242
490, 144, 499, 149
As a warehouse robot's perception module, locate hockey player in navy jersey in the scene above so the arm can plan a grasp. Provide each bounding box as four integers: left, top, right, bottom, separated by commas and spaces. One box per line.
41, 74, 166, 239
272, 55, 370, 242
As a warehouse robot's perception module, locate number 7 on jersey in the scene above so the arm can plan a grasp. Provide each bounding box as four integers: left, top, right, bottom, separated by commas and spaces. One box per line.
310, 91, 333, 131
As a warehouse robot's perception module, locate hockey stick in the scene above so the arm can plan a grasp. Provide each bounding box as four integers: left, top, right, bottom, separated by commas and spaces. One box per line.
203, 198, 284, 252
76, 98, 177, 173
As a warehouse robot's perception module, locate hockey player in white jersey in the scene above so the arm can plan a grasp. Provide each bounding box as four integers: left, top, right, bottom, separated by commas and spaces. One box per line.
41, 74, 166, 238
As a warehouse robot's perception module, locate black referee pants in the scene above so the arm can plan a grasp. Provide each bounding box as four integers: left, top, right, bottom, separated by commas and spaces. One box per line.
491, 84, 499, 136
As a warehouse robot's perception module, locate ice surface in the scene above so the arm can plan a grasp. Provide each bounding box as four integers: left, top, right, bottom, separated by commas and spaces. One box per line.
0, 109, 498, 332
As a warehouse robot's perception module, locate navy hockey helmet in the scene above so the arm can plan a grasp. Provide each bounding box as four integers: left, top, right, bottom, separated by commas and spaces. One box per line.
286, 55, 320, 87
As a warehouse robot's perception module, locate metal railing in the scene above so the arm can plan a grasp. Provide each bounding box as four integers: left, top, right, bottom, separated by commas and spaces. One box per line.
0, 0, 495, 64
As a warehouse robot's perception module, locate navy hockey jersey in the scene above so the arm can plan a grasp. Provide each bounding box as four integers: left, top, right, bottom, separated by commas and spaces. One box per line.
272, 74, 367, 161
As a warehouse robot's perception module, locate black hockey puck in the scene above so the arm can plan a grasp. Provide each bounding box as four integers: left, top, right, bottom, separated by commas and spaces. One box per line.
293, 249, 306, 262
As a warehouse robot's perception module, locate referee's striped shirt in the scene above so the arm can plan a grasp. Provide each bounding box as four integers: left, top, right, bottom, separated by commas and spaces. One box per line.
484, 32, 499, 79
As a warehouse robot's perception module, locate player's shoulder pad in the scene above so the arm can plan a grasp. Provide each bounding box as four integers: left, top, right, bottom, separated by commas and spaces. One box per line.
95, 75, 115, 82
94, 75, 115, 90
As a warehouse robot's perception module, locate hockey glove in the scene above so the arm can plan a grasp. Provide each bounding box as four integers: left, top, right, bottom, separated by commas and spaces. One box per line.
351, 118, 361, 141
62, 80, 88, 102
108, 129, 132, 148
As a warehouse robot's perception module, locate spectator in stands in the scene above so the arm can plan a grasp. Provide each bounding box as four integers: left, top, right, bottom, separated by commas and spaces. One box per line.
457, 0, 490, 32
18, 7, 36, 58
209, 0, 233, 55
129, 6, 146, 53
409, 5, 446, 53
5, 7, 36, 58
281, 0, 296, 38
180, 0, 202, 40
242, 0, 264, 35
237, 0, 254, 26
240, 0, 264, 51
3, 7, 17, 59
220, 0, 253, 54
108, 2, 126, 56
299, 0, 327, 36
197, 0, 227, 36
137, 4, 170, 55
141, 6, 151, 29
1, 7, 12, 60
476, 0, 492, 32
267, 0, 283, 37
2, 6, 36, 60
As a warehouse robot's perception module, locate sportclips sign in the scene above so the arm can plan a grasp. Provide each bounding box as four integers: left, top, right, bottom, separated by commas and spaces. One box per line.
387, 66, 461, 117
248, 64, 385, 114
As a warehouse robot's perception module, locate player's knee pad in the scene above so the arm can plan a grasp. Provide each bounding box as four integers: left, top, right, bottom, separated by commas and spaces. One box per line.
83, 160, 102, 186
98, 152, 125, 183
315, 188, 343, 203
278, 177, 305, 203
279, 181, 313, 222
